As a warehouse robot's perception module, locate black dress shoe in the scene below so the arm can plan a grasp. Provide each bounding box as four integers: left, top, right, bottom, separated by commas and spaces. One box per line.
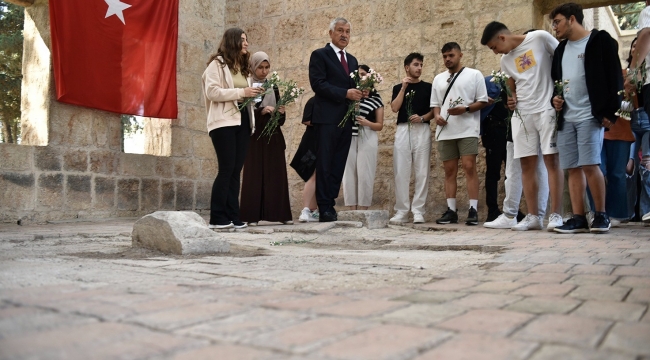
319, 211, 337, 222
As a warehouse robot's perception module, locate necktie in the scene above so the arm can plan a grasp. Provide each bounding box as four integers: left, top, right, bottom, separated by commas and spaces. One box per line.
339, 50, 349, 75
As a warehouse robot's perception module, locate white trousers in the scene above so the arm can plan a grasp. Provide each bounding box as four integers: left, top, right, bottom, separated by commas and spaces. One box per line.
393, 123, 431, 214
503, 141, 549, 218
343, 129, 379, 206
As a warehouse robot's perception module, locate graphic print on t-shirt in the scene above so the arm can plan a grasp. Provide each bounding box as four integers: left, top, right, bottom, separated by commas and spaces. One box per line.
515, 49, 537, 73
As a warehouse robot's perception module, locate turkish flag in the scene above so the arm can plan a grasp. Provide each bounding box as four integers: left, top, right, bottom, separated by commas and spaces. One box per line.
49, 0, 178, 119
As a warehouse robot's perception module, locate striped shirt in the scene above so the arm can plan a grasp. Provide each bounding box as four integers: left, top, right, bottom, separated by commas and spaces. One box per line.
352, 93, 383, 136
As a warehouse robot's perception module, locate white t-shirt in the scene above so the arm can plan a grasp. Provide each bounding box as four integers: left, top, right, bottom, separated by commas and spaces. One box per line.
430, 67, 488, 140
638, 6, 650, 85
562, 35, 592, 122
500, 31, 558, 114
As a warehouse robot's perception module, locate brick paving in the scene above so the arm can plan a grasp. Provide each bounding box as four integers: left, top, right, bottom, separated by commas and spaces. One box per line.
0, 219, 648, 359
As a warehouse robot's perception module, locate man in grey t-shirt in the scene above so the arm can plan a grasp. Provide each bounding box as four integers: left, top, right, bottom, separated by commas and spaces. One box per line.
549, 3, 623, 233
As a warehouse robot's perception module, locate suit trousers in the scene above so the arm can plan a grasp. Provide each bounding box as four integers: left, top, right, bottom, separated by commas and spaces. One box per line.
393, 123, 431, 215
503, 141, 549, 218
483, 125, 508, 213
315, 122, 352, 213
209, 109, 251, 225
343, 129, 379, 207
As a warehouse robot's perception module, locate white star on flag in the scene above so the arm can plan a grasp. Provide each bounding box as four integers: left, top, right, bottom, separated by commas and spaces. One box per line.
104, 0, 132, 25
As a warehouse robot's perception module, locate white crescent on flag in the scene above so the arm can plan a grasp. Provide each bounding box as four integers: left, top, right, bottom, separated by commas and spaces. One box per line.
104, 0, 132, 24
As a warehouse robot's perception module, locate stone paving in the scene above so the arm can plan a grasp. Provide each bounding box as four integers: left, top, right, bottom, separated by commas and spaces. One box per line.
0, 218, 648, 359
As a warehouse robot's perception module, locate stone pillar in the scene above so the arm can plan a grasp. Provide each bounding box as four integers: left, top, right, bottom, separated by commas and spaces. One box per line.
20, 0, 50, 146
143, 118, 172, 156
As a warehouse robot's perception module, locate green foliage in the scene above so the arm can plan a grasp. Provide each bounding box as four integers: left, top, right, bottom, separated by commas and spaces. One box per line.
612, 2, 647, 31
121, 114, 143, 135
0, 1, 24, 143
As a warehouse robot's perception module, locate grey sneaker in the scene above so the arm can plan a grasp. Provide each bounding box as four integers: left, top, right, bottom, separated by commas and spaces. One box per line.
511, 214, 542, 231
547, 213, 563, 231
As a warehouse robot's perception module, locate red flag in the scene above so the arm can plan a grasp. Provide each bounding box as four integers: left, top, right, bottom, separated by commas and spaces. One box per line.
49, 0, 178, 119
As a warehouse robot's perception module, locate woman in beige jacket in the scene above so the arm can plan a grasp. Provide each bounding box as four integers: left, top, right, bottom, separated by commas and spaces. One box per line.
202, 28, 264, 229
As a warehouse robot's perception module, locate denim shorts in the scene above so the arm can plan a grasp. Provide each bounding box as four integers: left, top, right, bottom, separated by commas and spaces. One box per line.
631, 108, 650, 132
557, 118, 604, 169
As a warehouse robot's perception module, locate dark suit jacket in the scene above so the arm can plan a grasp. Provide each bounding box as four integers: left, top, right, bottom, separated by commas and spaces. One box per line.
308, 43, 359, 125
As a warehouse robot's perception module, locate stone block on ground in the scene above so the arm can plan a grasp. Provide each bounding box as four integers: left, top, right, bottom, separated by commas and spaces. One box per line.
276, 222, 336, 233
337, 210, 389, 229
248, 227, 274, 234
335, 221, 363, 228
132, 211, 229, 255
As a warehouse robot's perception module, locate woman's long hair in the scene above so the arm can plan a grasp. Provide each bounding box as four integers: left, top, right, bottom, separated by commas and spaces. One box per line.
207, 27, 251, 78
627, 37, 638, 68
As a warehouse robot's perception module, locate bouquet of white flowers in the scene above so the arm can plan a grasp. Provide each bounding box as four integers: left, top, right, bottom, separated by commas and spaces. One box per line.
490, 70, 528, 139
259, 78, 305, 143
232, 72, 282, 114
339, 69, 383, 127
615, 90, 632, 121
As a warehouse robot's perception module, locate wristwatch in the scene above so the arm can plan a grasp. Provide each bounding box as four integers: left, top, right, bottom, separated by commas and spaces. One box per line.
420, 116, 424, 122
465, 106, 471, 113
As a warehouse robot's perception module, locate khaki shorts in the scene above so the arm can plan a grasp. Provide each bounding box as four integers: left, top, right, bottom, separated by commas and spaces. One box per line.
438, 137, 479, 162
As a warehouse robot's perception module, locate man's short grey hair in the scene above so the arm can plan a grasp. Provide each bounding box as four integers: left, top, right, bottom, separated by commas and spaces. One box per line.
329, 17, 352, 31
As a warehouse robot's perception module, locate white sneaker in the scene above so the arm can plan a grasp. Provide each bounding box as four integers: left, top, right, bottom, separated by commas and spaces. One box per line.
248, 222, 258, 226
208, 222, 233, 229
413, 213, 425, 223
643, 211, 650, 222
547, 213, 563, 231
299, 207, 314, 222
511, 214, 542, 231
484, 213, 516, 229
390, 211, 409, 224
610, 218, 621, 227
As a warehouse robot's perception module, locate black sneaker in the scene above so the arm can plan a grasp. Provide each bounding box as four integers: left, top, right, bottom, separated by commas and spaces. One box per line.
590, 211, 611, 233
554, 215, 589, 234
486, 209, 502, 222
436, 207, 458, 224
466, 207, 479, 225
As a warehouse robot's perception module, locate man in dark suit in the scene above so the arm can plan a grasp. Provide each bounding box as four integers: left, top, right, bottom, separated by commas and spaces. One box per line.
308, 17, 364, 222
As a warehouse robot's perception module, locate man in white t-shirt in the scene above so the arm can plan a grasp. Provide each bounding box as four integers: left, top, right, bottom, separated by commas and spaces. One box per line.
430, 42, 488, 225
480, 22, 564, 231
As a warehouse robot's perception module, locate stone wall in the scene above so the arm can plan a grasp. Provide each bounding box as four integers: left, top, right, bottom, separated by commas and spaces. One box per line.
1, 0, 630, 223
0, 0, 226, 223
226, 0, 543, 219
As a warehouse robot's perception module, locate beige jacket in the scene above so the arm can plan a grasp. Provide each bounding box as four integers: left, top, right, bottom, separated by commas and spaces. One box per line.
202, 57, 256, 134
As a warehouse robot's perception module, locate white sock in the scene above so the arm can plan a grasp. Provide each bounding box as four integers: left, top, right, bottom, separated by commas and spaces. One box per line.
469, 199, 478, 210
447, 198, 457, 211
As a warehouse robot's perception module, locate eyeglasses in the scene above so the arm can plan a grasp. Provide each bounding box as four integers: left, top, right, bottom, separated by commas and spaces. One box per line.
552, 17, 566, 28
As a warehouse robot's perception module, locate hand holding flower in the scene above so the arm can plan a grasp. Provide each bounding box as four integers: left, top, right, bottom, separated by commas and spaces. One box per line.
245, 87, 265, 98
552, 96, 564, 112
408, 114, 422, 123
261, 106, 275, 115
446, 106, 466, 116
278, 105, 285, 114
356, 116, 371, 127
506, 94, 517, 111
434, 114, 447, 126
346, 89, 363, 101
